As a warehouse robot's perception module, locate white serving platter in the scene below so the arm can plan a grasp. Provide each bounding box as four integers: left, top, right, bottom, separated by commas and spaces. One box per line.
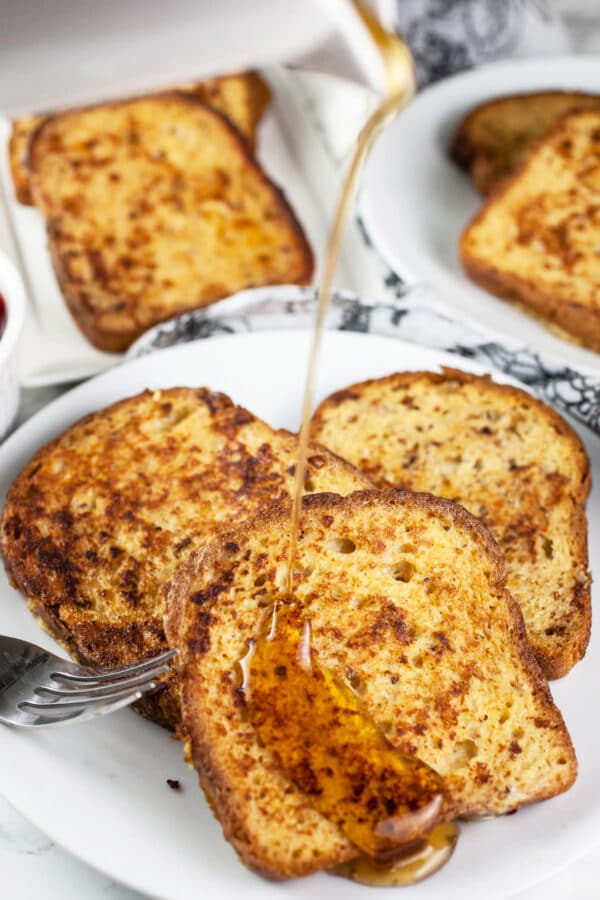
0, 329, 598, 900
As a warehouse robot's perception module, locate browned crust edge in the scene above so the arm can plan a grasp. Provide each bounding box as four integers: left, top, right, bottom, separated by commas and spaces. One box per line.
461, 249, 600, 354
27, 91, 314, 352
22, 592, 177, 728
310, 367, 592, 679
166, 488, 577, 878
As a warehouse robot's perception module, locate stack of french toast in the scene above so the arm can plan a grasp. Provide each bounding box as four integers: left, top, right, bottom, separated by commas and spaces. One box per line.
0, 365, 590, 882
452, 90, 600, 352
7, 72, 313, 351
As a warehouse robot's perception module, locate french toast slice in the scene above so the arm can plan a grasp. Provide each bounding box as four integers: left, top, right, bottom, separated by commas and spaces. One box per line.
460, 109, 600, 351
27, 91, 312, 351
0, 387, 371, 729
450, 90, 600, 194
165, 490, 576, 879
310, 369, 591, 679
311, 368, 591, 678
8, 72, 271, 205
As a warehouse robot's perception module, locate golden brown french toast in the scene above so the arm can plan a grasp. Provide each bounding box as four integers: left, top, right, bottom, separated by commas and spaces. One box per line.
310, 369, 591, 679
460, 109, 600, 351
165, 490, 576, 879
450, 90, 600, 194
0, 387, 371, 729
26, 91, 311, 351
8, 72, 271, 205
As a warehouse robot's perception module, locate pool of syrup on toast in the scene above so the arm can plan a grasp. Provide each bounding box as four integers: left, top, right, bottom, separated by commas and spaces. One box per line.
239, 600, 458, 883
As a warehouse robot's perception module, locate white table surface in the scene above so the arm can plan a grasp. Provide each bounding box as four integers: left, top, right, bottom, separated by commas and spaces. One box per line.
4, 10, 600, 898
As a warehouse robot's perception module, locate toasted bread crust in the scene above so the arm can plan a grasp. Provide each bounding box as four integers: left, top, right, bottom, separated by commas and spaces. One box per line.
166, 489, 576, 878
460, 109, 600, 351
450, 90, 600, 194
311, 368, 591, 679
188, 72, 271, 153
461, 247, 600, 353
8, 72, 271, 206
0, 387, 371, 729
27, 91, 313, 351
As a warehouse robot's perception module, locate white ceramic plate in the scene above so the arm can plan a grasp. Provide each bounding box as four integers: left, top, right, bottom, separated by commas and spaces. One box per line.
0, 330, 598, 900
361, 55, 600, 374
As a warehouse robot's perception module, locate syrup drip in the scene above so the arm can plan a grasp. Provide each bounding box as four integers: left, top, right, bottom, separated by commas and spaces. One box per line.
333, 822, 459, 886
285, 2, 416, 597
241, 605, 444, 860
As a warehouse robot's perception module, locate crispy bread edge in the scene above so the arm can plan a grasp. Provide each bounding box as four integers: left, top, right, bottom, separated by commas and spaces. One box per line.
28, 91, 314, 352
165, 489, 577, 876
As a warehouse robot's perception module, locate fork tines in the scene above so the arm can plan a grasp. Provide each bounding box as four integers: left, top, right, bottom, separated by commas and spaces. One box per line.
18, 648, 176, 724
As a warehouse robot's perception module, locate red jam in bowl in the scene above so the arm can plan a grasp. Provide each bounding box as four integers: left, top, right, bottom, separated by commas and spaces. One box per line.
0, 292, 5, 340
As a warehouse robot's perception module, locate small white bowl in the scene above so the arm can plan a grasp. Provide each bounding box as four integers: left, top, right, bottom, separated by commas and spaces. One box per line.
0, 251, 26, 440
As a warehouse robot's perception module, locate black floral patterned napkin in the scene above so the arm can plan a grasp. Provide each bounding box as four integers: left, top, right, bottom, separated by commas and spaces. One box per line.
393, 0, 570, 87
129, 283, 600, 437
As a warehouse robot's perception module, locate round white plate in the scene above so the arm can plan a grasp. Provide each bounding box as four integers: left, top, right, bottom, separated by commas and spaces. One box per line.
0, 330, 598, 900
361, 55, 600, 373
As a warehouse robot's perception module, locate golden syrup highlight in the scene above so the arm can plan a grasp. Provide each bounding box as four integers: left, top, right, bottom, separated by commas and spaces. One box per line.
241, 604, 444, 860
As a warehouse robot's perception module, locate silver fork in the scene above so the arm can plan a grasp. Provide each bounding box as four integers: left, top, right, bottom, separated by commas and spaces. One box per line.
0, 635, 176, 727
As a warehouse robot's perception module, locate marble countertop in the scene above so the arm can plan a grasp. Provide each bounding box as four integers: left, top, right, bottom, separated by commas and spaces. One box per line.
4, 9, 600, 898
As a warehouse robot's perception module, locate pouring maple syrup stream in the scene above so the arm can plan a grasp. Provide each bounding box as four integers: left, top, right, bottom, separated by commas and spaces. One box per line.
286, 2, 418, 594
247, 4, 459, 885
